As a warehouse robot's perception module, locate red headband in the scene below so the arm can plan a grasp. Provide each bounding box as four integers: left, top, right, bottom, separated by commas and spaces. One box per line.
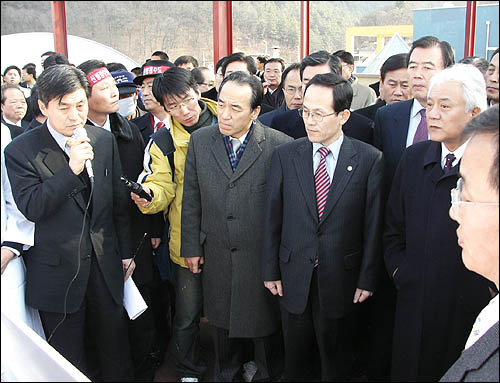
87, 67, 112, 87
141, 65, 170, 76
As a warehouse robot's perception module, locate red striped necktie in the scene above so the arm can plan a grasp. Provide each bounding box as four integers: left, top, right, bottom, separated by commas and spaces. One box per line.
315, 146, 331, 220
155, 121, 165, 133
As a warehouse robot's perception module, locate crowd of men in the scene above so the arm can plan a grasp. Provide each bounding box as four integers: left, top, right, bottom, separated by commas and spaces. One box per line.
1, 38, 499, 382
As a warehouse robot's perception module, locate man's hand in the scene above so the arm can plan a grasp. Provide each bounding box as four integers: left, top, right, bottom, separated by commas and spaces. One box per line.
151, 237, 161, 249
264, 280, 283, 297
353, 288, 373, 303
1, 247, 16, 274
185, 256, 204, 274
67, 136, 93, 176
122, 258, 135, 281
130, 185, 152, 207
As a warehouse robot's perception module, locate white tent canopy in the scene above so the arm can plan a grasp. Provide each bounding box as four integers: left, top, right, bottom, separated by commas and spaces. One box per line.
361, 32, 411, 75
1, 32, 139, 76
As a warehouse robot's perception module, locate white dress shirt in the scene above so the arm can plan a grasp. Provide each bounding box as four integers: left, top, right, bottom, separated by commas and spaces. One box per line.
153, 115, 171, 132
440, 139, 470, 170
88, 115, 110, 132
312, 133, 344, 184
229, 130, 250, 154
464, 294, 499, 350
406, 99, 429, 148
2, 117, 22, 127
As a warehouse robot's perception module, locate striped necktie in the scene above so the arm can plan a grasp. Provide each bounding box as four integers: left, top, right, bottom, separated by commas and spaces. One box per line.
444, 153, 456, 173
412, 109, 428, 144
315, 146, 331, 220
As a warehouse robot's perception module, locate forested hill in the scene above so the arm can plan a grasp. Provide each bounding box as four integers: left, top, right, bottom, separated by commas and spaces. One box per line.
2, 1, 448, 65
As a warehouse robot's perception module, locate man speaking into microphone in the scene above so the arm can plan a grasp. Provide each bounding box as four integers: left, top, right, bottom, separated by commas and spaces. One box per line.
4, 64, 135, 381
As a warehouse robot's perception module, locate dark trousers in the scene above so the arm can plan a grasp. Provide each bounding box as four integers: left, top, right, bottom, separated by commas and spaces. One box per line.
39, 254, 133, 382
281, 269, 356, 382
211, 325, 284, 382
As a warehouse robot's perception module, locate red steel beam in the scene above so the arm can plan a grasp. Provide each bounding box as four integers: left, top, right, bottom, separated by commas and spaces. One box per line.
213, 1, 233, 69
51, 1, 68, 57
464, 1, 477, 57
300, 1, 310, 60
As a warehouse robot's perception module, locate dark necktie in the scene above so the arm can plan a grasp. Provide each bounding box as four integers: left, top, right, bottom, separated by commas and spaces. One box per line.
314, 147, 331, 268
155, 121, 165, 133
413, 109, 428, 144
444, 153, 456, 173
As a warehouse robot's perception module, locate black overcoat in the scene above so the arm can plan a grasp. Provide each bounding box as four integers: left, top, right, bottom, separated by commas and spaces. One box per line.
384, 140, 491, 381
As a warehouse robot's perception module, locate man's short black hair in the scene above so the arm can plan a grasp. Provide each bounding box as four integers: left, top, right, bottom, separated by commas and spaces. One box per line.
215, 56, 228, 74
221, 53, 257, 76
36, 64, 90, 106
190, 67, 205, 88
332, 50, 355, 66
257, 56, 269, 64
1, 84, 24, 105
152, 66, 198, 107
304, 72, 353, 113
219, 71, 264, 111
42, 53, 70, 69
281, 63, 301, 86
106, 62, 127, 72
264, 58, 285, 72
408, 36, 455, 68
380, 53, 408, 82
300, 51, 341, 80
3, 65, 21, 77
491, 47, 500, 60
131, 67, 142, 77
463, 105, 499, 192
41, 51, 56, 57
174, 55, 199, 68
151, 50, 170, 61
22, 63, 37, 80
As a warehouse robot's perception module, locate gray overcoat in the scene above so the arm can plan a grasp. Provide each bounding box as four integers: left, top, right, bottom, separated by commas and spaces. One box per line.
181, 121, 292, 338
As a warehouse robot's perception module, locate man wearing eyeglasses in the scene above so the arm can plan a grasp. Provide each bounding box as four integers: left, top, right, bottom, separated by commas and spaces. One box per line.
384, 64, 493, 382
131, 66, 217, 382
262, 72, 384, 381
440, 105, 499, 382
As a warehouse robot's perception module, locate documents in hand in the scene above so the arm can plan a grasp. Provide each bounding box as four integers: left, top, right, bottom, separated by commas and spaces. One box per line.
123, 277, 148, 320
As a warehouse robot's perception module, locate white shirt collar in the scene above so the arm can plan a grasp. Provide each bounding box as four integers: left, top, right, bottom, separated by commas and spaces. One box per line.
411, 98, 426, 118
88, 115, 110, 132
312, 133, 344, 161
441, 138, 470, 170
464, 294, 499, 350
46, 120, 70, 153
153, 115, 170, 130
3, 116, 22, 127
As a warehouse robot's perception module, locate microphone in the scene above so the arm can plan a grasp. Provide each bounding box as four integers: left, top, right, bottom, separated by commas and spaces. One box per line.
73, 127, 94, 181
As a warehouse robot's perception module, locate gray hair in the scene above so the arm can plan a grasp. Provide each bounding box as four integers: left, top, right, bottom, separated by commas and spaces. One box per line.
428, 63, 487, 112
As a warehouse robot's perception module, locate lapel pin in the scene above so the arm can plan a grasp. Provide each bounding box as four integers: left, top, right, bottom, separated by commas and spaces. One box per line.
347, 165, 353, 172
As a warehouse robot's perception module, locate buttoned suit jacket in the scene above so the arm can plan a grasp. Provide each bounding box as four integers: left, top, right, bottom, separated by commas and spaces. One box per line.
440, 322, 499, 382
181, 121, 293, 337
261, 136, 384, 319
4, 122, 132, 313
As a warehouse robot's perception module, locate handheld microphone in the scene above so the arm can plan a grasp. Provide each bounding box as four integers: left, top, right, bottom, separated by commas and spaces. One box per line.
120, 175, 153, 202
73, 127, 94, 181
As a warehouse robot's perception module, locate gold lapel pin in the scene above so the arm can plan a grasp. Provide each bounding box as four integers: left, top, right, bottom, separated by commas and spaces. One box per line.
347, 165, 353, 172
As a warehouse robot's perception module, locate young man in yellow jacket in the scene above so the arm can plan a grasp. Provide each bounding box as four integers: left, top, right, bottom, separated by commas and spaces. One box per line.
131, 67, 217, 382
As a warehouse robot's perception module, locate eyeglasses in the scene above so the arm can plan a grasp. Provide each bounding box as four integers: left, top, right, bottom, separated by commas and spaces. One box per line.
450, 177, 499, 216
166, 97, 197, 112
284, 86, 302, 95
298, 108, 337, 123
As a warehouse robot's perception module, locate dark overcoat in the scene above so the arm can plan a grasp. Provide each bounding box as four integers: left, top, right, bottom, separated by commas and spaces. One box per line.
384, 140, 492, 381
181, 121, 292, 338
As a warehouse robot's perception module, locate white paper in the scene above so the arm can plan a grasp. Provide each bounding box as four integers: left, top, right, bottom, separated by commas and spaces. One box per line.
123, 277, 148, 320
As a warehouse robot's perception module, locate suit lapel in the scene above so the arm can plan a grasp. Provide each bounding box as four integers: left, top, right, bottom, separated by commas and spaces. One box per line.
293, 141, 317, 221
230, 122, 264, 183
320, 137, 357, 224
390, 99, 413, 157
40, 124, 88, 213
210, 129, 234, 180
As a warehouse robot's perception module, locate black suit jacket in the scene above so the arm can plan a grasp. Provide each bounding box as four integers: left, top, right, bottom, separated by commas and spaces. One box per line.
261, 136, 384, 319
356, 99, 386, 122
4, 123, 132, 313
1, 116, 28, 139
373, 98, 414, 190
270, 108, 374, 145
131, 111, 155, 145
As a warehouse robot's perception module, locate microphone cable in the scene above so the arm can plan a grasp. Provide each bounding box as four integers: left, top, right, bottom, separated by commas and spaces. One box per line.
47, 177, 94, 343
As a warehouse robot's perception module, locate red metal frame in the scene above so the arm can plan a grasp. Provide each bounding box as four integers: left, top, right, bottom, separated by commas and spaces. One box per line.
300, 1, 310, 60
213, 1, 233, 69
464, 1, 477, 57
51, 1, 68, 57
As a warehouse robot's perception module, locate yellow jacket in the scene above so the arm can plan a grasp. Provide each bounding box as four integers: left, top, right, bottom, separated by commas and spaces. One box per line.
138, 98, 218, 267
